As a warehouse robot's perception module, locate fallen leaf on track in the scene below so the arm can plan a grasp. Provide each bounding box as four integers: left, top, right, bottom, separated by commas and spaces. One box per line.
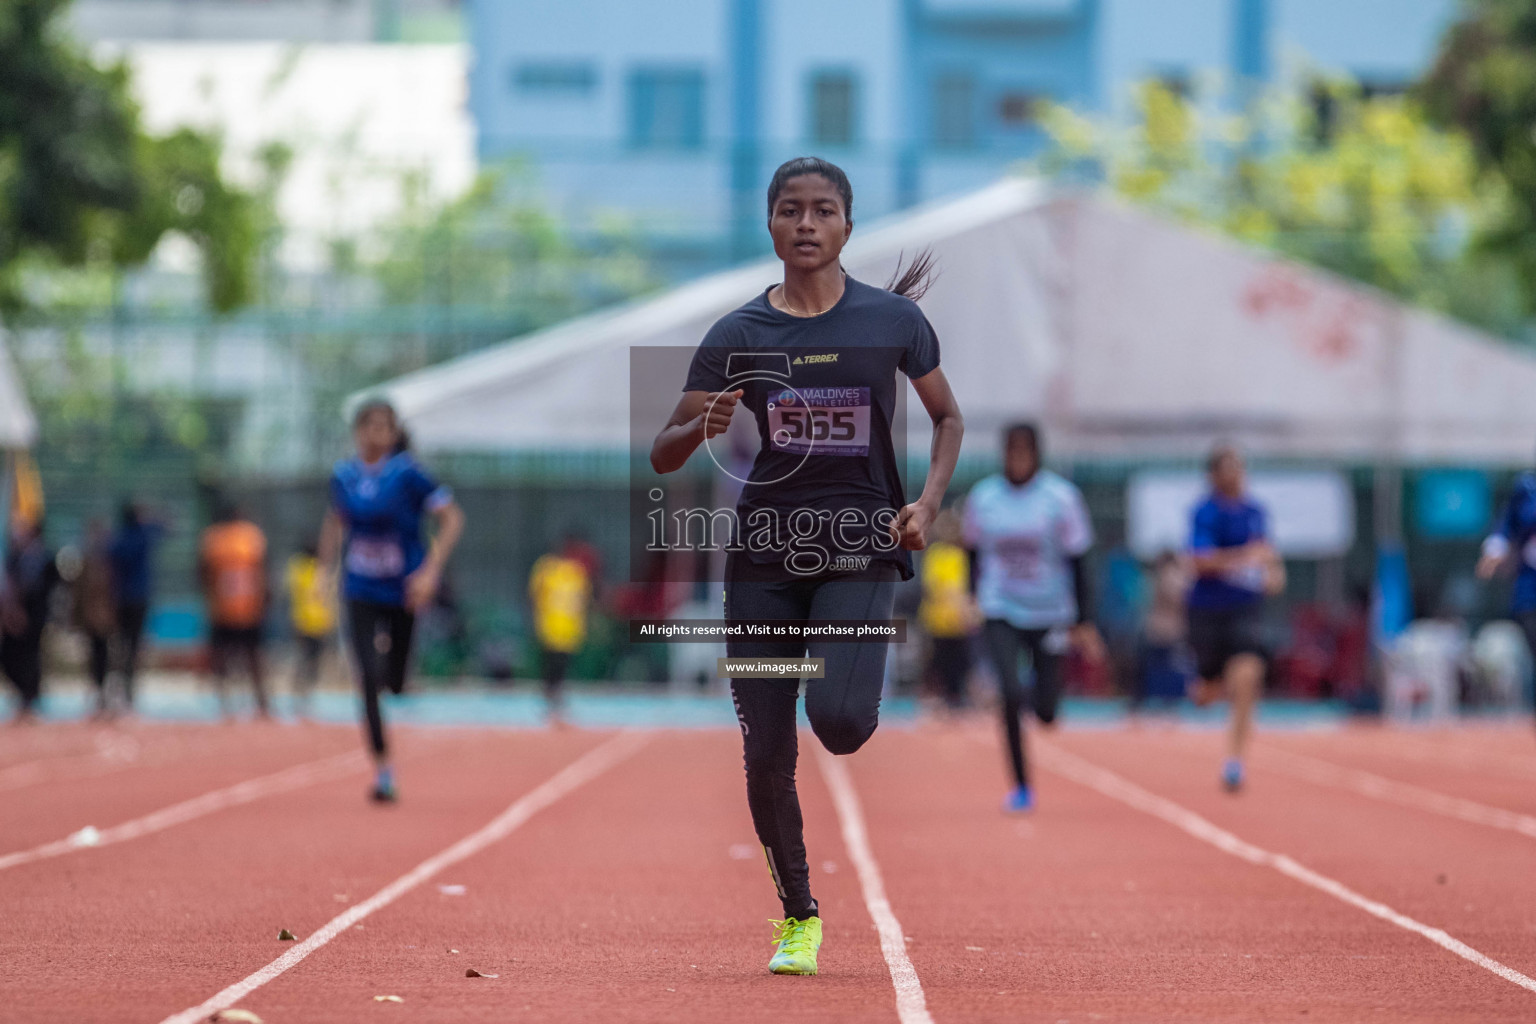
373, 995, 404, 1003
277, 929, 296, 941
208, 1011, 263, 1023
465, 969, 499, 978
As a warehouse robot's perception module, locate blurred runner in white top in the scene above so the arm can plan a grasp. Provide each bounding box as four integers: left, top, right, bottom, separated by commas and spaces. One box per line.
963, 422, 1103, 813
965, 463, 1093, 628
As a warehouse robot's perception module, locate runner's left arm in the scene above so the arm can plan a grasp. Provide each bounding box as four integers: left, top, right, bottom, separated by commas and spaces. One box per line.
1253, 507, 1286, 595
407, 497, 464, 611
1069, 556, 1093, 625
1066, 554, 1107, 664
893, 367, 964, 551
1060, 486, 1105, 661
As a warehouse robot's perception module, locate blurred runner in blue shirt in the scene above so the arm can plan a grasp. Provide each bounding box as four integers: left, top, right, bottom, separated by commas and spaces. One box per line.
320, 399, 464, 803
1476, 468, 1536, 721
1186, 445, 1284, 793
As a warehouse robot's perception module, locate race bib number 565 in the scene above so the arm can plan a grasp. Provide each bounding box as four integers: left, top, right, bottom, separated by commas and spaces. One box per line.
767, 387, 871, 457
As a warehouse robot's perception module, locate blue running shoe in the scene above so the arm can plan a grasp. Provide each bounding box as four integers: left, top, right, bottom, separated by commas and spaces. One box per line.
1221, 759, 1244, 793
371, 765, 397, 803
1003, 785, 1034, 813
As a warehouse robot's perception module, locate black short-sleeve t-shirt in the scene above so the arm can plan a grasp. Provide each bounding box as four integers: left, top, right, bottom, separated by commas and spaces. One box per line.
683, 276, 940, 579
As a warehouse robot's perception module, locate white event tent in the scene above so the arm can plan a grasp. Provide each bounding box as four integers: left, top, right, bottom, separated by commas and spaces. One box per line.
364, 178, 1536, 469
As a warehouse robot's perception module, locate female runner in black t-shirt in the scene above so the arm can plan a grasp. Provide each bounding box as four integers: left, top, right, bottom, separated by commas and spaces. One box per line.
651, 157, 964, 976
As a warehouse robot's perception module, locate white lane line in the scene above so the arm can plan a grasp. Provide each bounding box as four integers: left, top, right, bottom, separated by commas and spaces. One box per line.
0, 750, 367, 872
815, 746, 933, 1024
1038, 742, 1536, 996
157, 730, 650, 1024
1258, 744, 1536, 841
1371, 733, 1536, 783
0, 731, 144, 792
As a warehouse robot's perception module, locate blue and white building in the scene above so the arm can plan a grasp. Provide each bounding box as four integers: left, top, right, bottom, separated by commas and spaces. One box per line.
469, 0, 1457, 266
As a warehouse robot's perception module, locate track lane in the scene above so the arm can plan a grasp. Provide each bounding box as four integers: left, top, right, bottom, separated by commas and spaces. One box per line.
10, 718, 1536, 1023
0, 723, 362, 849
1258, 726, 1536, 815
848, 722, 1536, 1023
0, 720, 121, 769
235, 730, 902, 1024
1049, 727, 1536, 992
2, 727, 613, 1024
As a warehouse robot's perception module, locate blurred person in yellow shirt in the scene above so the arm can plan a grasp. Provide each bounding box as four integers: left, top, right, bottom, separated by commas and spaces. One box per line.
286, 538, 336, 714
918, 508, 980, 710
529, 535, 593, 725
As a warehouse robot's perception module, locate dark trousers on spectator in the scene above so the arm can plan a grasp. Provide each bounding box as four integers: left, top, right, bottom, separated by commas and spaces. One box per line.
2, 628, 44, 713
116, 601, 149, 706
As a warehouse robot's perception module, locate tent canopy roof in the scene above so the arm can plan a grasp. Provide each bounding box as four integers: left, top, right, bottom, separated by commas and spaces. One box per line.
364, 179, 1536, 467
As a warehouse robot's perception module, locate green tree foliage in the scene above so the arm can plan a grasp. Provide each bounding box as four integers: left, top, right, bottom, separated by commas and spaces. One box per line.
369, 162, 656, 327
1420, 0, 1536, 315
1039, 80, 1520, 334
0, 0, 257, 316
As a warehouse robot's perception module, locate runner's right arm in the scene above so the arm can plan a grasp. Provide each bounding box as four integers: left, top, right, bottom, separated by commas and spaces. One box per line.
1478, 489, 1523, 580
1188, 505, 1267, 577
649, 389, 744, 474
317, 509, 344, 594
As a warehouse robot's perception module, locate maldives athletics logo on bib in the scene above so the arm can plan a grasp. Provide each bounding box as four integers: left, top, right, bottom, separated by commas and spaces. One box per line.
766, 386, 871, 457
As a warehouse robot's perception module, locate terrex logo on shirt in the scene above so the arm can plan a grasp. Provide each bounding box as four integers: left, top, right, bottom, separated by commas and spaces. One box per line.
791, 354, 838, 365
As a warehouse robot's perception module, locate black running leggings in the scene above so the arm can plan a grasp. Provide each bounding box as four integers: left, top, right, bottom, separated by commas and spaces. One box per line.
982, 619, 1065, 789
725, 560, 896, 921
346, 600, 416, 758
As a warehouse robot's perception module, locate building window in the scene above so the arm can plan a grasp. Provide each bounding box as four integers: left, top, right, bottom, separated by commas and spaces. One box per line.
996, 91, 1041, 127
809, 71, 858, 146
513, 61, 597, 95
932, 74, 975, 148
628, 68, 706, 149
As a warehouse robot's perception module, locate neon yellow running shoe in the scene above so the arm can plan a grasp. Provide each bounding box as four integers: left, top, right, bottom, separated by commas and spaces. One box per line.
768, 916, 822, 975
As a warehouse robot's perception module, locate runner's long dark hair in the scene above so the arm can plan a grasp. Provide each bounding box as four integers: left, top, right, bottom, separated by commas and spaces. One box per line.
766, 157, 938, 302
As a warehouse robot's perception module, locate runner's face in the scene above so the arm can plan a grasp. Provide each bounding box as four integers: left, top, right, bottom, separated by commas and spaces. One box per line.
354, 409, 398, 462
1004, 437, 1039, 483
769, 175, 851, 273
1212, 451, 1245, 495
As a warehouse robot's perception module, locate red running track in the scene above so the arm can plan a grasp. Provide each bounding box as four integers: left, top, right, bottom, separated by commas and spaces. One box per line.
3, 718, 1536, 1022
